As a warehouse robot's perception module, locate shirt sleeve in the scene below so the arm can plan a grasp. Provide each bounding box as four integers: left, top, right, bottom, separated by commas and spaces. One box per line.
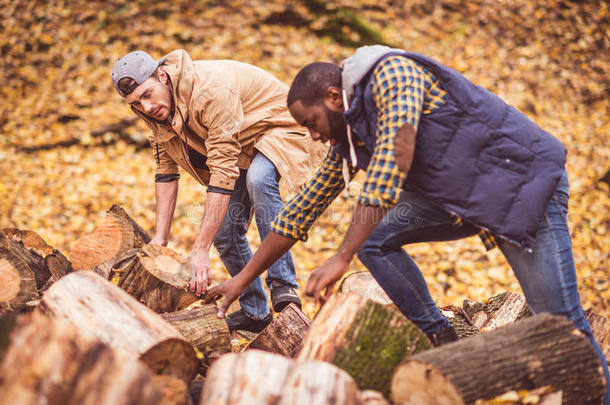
271, 148, 344, 241
357, 56, 427, 208
194, 85, 245, 191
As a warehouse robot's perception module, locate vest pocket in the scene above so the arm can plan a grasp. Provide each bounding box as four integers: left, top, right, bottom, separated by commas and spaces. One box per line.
477, 135, 534, 175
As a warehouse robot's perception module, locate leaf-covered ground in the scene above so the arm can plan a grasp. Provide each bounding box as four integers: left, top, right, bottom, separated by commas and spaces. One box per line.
1, 0, 608, 317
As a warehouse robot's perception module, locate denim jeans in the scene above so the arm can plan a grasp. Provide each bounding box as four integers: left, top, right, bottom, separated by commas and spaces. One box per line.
357, 170, 609, 403
213, 152, 296, 319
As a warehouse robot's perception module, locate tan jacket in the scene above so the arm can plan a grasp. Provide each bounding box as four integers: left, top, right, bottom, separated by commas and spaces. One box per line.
135, 49, 327, 192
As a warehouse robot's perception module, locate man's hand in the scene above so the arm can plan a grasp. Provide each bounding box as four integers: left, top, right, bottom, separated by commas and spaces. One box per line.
203, 277, 246, 318
305, 255, 350, 304
188, 248, 212, 297
150, 234, 168, 247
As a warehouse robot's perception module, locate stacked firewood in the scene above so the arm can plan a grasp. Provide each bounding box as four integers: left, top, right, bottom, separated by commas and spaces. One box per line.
0, 205, 608, 405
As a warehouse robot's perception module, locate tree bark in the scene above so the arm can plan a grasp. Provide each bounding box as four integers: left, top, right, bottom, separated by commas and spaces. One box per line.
391, 313, 606, 405
462, 291, 531, 331
93, 247, 140, 280
116, 244, 198, 313
1, 228, 72, 285
585, 308, 610, 364
200, 350, 363, 405
298, 293, 431, 396
161, 304, 231, 372
0, 232, 49, 313
37, 271, 198, 382
69, 204, 151, 270
440, 305, 480, 339
247, 303, 311, 358
0, 312, 162, 405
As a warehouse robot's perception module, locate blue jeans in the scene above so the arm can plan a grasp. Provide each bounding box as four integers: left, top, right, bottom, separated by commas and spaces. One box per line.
357, 170, 609, 403
213, 152, 296, 319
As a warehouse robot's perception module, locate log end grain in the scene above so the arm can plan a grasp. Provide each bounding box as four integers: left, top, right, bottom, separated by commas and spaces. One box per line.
391, 360, 465, 405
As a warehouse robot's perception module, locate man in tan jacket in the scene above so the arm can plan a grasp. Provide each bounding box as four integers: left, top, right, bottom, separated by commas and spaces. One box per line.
111, 50, 326, 332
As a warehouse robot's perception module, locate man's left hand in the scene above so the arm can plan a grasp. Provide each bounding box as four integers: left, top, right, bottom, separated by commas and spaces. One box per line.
203, 277, 246, 318
305, 255, 350, 304
188, 248, 212, 297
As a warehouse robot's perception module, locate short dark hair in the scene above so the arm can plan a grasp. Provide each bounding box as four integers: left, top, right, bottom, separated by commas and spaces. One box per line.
287, 62, 342, 107
117, 69, 159, 96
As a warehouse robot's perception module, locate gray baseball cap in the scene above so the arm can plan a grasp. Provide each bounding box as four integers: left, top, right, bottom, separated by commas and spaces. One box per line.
111, 51, 167, 97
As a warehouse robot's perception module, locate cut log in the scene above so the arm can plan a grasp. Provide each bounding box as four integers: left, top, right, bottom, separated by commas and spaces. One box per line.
298, 293, 431, 396
117, 244, 198, 312
277, 359, 363, 405
2, 228, 72, 285
161, 304, 231, 372
37, 271, 198, 382
440, 305, 480, 338
391, 313, 606, 405
339, 272, 478, 339
200, 350, 363, 405
69, 204, 151, 270
200, 350, 292, 405
585, 308, 610, 363
93, 247, 140, 280
0, 229, 73, 313
247, 303, 311, 358
0, 233, 48, 313
0, 312, 162, 405
339, 271, 393, 306
462, 291, 531, 331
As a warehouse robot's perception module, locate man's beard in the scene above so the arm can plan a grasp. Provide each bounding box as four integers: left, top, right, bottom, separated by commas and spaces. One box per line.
322, 103, 348, 145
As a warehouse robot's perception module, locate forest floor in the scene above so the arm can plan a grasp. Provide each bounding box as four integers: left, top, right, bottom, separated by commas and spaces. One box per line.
1, 0, 608, 317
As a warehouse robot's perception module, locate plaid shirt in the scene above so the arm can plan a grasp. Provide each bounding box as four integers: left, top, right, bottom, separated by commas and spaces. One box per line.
272, 55, 497, 250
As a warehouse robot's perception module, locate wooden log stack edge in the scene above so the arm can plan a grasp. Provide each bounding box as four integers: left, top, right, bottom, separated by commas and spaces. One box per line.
36, 271, 198, 382
0, 312, 163, 405
390, 313, 606, 405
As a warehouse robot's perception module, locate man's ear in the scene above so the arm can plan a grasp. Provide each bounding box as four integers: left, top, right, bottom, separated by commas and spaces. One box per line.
157, 68, 169, 84
324, 87, 344, 111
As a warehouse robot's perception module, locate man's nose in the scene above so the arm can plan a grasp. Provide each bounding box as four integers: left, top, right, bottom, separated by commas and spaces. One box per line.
142, 100, 154, 114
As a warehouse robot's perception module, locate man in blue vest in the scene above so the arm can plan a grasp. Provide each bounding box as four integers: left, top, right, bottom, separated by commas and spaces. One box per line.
205, 45, 609, 401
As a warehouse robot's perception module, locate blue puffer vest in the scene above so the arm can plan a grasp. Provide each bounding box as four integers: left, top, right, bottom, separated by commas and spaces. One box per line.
336, 47, 567, 249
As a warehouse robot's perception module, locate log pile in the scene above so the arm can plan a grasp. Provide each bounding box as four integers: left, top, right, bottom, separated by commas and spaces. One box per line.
161, 303, 231, 372
0, 229, 72, 314
298, 293, 431, 396
37, 271, 198, 382
391, 313, 605, 405
200, 350, 363, 405
0, 312, 162, 405
0, 205, 607, 405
